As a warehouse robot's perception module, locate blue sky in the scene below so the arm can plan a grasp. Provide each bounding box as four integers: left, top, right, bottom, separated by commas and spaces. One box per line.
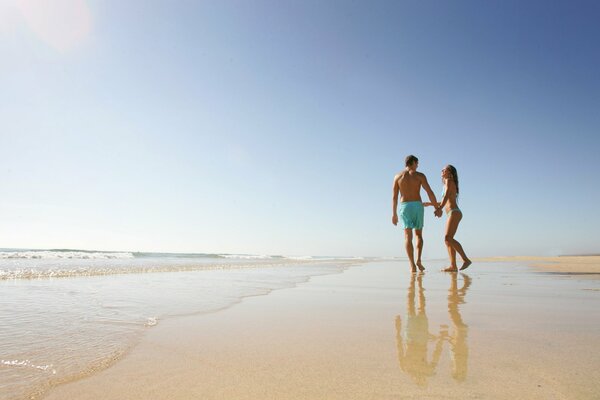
1, 0, 599, 257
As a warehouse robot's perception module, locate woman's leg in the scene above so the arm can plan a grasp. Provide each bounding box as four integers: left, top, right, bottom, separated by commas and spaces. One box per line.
443, 216, 459, 271
444, 212, 471, 270
444, 233, 457, 270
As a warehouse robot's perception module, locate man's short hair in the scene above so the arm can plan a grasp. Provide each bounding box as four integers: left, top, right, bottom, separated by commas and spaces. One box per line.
405, 155, 419, 167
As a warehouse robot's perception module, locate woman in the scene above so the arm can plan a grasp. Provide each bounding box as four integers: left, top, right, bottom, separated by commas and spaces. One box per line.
424, 165, 471, 271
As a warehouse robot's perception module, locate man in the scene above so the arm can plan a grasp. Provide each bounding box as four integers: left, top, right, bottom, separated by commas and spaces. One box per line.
392, 155, 441, 272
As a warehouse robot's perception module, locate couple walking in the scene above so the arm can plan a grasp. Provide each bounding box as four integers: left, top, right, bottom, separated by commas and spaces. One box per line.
392, 155, 471, 273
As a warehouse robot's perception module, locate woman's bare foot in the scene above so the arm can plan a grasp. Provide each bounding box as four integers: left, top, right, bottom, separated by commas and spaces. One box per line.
416, 261, 426, 271
459, 259, 472, 271
442, 266, 458, 272
410, 262, 417, 273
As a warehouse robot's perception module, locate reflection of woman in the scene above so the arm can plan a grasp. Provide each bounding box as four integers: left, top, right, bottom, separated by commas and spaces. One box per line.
447, 273, 471, 381
395, 273, 443, 387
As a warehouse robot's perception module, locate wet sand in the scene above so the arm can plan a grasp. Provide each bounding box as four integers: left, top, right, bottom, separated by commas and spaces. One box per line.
43, 260, 600, 400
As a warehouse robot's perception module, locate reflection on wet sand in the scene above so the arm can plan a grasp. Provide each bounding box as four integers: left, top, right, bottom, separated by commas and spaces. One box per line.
447, 273, 470, 381
395, 273, 443, 386
395, 273, 471, 385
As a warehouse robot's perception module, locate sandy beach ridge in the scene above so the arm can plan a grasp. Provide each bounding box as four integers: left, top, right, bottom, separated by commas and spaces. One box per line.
473, 255, 600, 276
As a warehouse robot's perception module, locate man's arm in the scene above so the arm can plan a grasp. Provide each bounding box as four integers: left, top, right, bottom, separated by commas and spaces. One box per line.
421, 174, 443, 217
420, 174, 438, 206
392, 175, 400, 225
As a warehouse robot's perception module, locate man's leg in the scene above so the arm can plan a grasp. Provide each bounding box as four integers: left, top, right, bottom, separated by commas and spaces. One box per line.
415, 229, 425, 271
404, 229, 417, 272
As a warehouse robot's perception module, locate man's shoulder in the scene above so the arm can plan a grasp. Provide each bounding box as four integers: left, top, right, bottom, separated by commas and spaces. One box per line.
394, 171, 406, 180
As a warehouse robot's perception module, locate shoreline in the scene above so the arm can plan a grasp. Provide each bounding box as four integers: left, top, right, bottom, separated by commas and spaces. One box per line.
41, 259, 600, 400
3, 260, 361, 400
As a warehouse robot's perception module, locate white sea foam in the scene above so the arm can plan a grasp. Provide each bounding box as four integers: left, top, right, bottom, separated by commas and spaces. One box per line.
1, 359, 56, 374
218, 254, 273, 259
0, 262, 289, 280
286, 256, 366, 261
0, 251, 135, 260
0, 258, 366, 280
283, 256, 314, 260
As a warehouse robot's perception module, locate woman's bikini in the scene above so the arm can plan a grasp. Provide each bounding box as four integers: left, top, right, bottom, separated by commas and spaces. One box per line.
442, 188, 462, 216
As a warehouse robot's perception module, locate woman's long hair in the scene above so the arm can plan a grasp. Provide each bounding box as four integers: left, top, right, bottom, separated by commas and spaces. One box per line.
447, 165, 459, 199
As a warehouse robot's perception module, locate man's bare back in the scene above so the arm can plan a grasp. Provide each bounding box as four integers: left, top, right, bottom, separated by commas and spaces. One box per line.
395, 170, 427, 202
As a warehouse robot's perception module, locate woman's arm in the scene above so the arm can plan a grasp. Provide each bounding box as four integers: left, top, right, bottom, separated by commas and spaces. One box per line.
437, 181, 450, 210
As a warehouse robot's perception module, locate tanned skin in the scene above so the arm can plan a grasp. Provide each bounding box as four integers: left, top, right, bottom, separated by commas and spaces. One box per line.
392, 160, 440, 272
424, 166, 472, 271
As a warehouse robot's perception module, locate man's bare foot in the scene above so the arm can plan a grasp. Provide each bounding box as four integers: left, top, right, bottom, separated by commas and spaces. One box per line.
442, 266, 458, 272
459, 259, 472, 271
416, 261, 426, 271
410, 263, 417, 273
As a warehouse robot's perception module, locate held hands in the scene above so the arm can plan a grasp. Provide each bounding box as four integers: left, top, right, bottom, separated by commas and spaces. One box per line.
426, 202, 444, 218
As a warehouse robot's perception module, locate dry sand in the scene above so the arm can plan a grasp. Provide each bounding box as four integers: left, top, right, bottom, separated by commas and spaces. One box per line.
474, 255, 600, 276
42, 260, 600, 400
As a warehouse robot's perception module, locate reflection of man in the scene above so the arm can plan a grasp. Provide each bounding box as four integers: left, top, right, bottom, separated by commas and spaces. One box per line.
392, 155, 440, 272
395, 273, 443, 387
447, 273, 470, 381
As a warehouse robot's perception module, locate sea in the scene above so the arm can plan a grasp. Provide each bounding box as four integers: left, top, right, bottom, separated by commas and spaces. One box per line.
0, 248, 374, 400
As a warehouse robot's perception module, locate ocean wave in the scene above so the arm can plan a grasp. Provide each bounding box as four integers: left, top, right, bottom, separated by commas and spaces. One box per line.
283, 256, 314, 260
0, 258, 366, 280
217, 254, 275, 260
0, 260, 356, 280
0, 250, 135, 260
0, 249, 369, 262
280, 256, 369, 261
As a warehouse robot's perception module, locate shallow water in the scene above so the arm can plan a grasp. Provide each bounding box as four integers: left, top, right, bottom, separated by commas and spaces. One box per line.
0, 253, 361, 400
3, 257, 599, 400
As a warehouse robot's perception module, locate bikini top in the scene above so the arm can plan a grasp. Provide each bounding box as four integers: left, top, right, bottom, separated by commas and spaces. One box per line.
442, 186, 458, 204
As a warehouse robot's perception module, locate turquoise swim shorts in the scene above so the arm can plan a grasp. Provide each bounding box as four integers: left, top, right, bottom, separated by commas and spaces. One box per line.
399, 201, 424, 230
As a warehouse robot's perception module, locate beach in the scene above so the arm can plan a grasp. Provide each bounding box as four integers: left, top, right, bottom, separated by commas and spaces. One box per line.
4, 1, 599, 399
38, 257, 600, 400
0, 251, 361, 400
474, 256, 600, 276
